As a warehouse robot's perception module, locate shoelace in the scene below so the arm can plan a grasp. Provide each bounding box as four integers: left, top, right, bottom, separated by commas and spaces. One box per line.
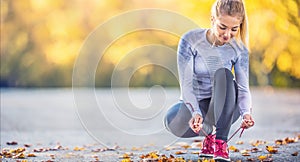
200, 119, 255, 143
214, 140, 228, 153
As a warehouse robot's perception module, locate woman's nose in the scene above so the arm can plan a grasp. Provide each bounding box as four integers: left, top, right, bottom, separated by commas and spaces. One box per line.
224, 29, 231, 36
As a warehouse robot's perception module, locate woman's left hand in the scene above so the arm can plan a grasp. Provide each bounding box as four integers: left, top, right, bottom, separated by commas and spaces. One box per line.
189, 113, 203, 133
241, 114, 254, 129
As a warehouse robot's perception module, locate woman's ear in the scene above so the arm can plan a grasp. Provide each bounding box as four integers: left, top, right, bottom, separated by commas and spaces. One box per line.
210, 16, 215, 25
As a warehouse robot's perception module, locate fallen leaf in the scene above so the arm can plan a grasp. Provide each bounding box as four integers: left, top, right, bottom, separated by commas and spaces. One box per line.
175, 142, 189, 147
121, 158, 132, 162
258, 155, 267, 161
131, 147, 142, 151
24, 144, 31, 148
147, 152, 159, 158
52, 145, 63, 150
12, 153, 25, 159
49, 154, 55, 159
122, 153, 130, 159
291, 152, 298, 156
164, 146, 178, 151
91, 148, 101, 152
6, 141, 18, 145
266, 146, 278, 154
240, 150, 250, 156
191, 141, 202, 149
250, 147, 262, 153
247, 158, 255, 161
175, 150, 187, 155
242, 153, 251, 156
27, 153, 36, 157
33, 148, 44, 152
250, 140, 267, 147
229, 145, 239, 152
201, 159, 215, 162
193, 139, 202, 142
262, 158, 273, 162
284, 137, 298, 143
73, 146, 85, 151
236, 141, 244, 145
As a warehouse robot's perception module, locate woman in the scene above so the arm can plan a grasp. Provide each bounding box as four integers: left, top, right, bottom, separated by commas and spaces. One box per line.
164, 0, 254, 161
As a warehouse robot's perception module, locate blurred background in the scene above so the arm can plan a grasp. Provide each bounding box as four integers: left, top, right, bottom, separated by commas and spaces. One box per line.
1, 0, 299, 88
1, 2, 300, 160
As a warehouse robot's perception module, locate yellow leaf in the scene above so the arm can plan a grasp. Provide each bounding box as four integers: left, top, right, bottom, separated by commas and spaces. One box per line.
121, 158, 131, 162
258, 155, 267, 160
266, 146, 278, 154
229, 145, 239, 152
73, 146, 85, 151
13, 153, 25, 159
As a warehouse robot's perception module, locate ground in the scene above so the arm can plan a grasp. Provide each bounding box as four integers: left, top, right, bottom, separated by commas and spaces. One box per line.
1, 88, 300, 161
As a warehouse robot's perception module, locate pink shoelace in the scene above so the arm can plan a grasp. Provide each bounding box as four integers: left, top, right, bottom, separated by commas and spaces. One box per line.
200, 119, 255, 142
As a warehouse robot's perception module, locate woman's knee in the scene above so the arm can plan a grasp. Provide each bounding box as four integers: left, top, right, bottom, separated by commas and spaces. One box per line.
164, 102, 189, 127
214, 68, 234, 82
164, 102, 193, 137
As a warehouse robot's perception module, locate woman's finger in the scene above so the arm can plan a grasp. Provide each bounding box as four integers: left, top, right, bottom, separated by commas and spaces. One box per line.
195, 116, 200, 124
242, 119, 254, 129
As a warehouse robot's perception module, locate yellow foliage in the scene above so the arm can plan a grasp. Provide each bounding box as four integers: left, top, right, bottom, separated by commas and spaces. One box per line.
1, 0, 300, 86
277, 51, 292, 73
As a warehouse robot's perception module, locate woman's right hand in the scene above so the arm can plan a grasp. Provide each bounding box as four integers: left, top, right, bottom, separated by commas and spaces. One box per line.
189, 113, 203, 133
241, 114, 255, 129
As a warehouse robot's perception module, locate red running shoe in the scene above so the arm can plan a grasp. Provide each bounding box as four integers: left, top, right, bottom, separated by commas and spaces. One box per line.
199, 134, 215, 157
214, 139, 230, 161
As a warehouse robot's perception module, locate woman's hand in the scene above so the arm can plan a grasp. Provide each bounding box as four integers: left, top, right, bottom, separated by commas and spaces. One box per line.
189, 113, 203, 133
241, 114, 255, 129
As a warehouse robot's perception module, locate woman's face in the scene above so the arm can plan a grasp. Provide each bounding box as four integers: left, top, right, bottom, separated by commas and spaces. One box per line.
211, 14, 242, 44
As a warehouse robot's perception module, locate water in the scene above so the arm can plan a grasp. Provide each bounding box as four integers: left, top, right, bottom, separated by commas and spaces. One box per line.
1, 87, 300, 148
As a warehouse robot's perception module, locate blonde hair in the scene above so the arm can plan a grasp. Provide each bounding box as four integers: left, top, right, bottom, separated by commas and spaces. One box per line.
211, 0, 249, 49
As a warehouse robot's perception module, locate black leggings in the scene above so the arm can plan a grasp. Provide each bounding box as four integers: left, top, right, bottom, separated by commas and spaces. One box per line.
164, 68, 240, 141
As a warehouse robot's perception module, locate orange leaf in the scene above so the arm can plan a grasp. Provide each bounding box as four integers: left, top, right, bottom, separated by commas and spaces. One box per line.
250, 140, 266, 147
266, 146, 278, 154
175, 150, 187, 155
27, 153, 36, 157
236, 141, 244, 145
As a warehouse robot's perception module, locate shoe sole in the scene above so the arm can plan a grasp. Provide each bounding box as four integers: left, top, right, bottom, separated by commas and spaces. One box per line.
214, 156, 230, 162
199, 153, 214, 158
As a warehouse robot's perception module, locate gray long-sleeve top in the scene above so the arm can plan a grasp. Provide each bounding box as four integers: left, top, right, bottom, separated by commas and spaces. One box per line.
178, 28, 252, 117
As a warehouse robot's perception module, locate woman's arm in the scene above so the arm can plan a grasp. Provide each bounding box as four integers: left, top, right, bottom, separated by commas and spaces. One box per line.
234, 50, 252, 117
177, 34, 202, 117
234, 50, 254, 129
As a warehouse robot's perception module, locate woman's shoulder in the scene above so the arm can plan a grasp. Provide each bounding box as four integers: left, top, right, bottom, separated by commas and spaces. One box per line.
229, 39, 249, 54
181, 28, 207, 44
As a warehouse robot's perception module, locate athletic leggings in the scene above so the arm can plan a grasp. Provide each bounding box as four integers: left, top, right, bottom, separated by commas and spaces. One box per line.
164, 68, 240, 141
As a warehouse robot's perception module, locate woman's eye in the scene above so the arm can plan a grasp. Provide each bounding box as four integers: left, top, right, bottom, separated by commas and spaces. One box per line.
231, 29, 238, 32
219, 26, 226, 30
